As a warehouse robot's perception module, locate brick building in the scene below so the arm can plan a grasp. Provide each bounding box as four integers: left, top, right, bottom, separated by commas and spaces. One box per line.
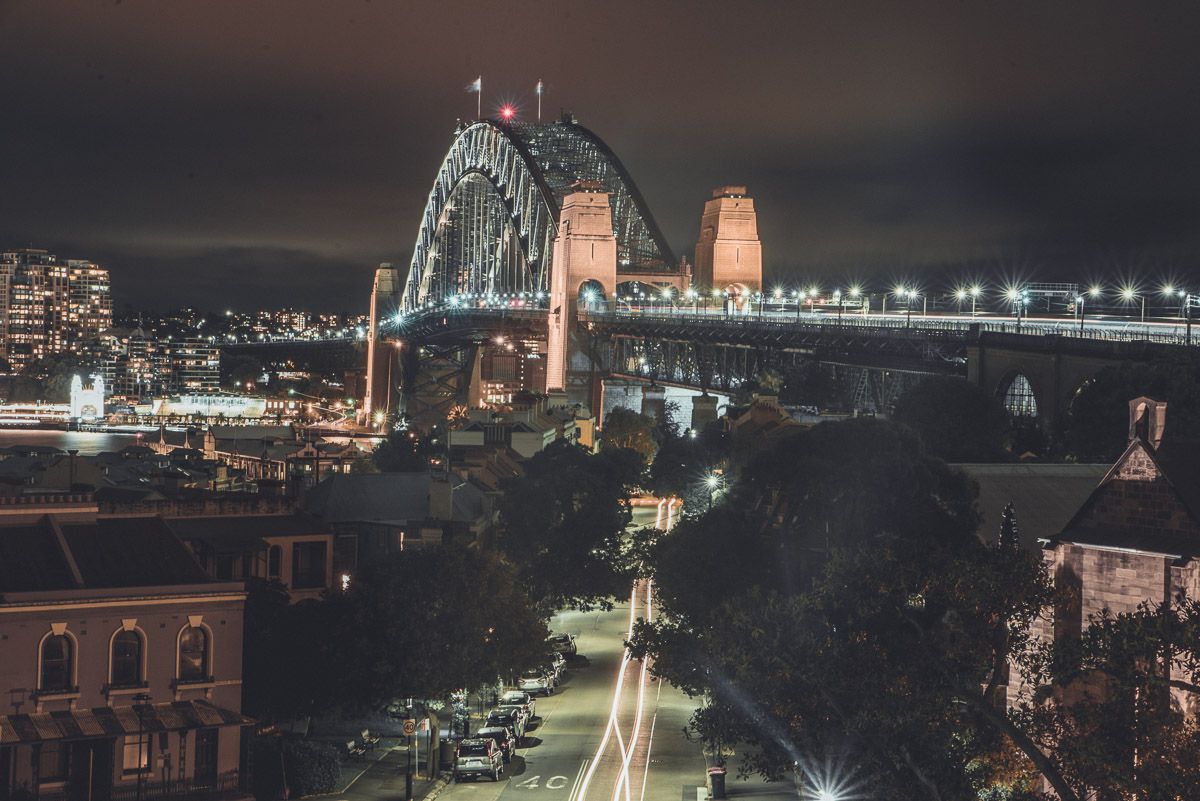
0, 497, 251, 801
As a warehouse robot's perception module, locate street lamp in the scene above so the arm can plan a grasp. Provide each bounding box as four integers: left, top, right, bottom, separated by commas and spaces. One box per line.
902, 288, 917, 328
132, 692, 152, 801
1120, 285, 1146, 324
703, 472, 722, 511
1077, 285, 1101, 333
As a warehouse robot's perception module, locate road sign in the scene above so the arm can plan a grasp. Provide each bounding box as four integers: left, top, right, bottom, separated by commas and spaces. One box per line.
402, 719, 416, 736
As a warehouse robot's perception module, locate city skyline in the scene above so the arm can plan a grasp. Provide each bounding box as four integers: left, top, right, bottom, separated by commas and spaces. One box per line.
2, 2, 1199, 311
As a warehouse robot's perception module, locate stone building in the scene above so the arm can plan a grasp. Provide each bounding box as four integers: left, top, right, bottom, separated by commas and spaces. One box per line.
0, 496, 251, 801
1007, 397, 1200, 713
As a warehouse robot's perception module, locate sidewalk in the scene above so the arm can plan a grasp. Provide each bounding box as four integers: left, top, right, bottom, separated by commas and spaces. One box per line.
312, 739, 445, 801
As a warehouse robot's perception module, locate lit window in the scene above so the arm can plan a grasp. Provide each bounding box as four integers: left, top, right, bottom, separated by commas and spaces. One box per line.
178, 626, 209, 682
1003, 374, 1039, 417
122, 733, 152, 773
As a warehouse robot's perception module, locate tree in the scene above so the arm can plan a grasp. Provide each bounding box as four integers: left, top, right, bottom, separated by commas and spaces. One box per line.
497, 440, 642, 611
647, 423, 728, 512
1011, 598, 1200, 799
631, 418, 1091, 800
222, 354, 264, 390
599, 406, 658, 464
6, 353, 90, 402
892, 375, 1011, 462
328, 546, 548, 708
240, 579, 332, 721
1063, 356, 1200, 462
371, 428, 433, 472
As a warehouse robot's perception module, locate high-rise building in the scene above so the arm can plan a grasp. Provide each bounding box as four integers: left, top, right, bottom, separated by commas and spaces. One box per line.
67, 259, 113, 345
0, 248, 111, 370
170, 338, 221, 394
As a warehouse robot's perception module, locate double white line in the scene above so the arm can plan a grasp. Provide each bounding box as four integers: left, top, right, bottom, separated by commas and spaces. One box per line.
573, 497, 678, 801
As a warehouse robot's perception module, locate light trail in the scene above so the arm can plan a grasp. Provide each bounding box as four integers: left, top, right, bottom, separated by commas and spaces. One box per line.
573, 583, 640, 801
577, 499, 678, 801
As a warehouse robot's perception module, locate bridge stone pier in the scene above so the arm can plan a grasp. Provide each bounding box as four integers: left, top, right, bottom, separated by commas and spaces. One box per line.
694, 185, 762, 301
546, 183, 618, 409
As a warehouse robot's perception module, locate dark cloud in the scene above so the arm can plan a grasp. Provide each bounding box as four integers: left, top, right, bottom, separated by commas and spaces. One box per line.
1, 1, 1198, 310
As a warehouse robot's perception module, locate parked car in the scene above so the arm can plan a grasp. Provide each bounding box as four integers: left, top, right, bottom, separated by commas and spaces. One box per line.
476, 725, 516, 762
496, 702, 531, 731
519, 667, 554, 696
454, 738, 504, 782
549, 632, 577, 657
500, 689, 536, 720
486, 708, 526, 741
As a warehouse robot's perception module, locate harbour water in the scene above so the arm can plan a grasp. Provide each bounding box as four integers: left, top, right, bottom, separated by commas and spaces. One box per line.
0, 429, 148, 454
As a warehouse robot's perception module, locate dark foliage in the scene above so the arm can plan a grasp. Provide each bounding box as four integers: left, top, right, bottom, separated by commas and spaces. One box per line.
892, 375, 1011, 462
1063, 356, 1200, 461
497, 440, 642, 610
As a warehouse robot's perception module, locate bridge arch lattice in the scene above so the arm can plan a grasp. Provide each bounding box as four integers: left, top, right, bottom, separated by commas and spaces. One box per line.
403, 118, 676, 312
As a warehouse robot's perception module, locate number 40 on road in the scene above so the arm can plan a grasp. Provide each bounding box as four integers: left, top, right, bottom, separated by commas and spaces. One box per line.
515, 775, 569, 790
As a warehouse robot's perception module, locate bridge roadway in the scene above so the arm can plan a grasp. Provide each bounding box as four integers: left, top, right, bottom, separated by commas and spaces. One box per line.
394, 302, 1196, 347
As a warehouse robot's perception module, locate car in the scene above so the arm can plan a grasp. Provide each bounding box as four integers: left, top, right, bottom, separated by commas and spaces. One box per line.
500, 690, 536, 720
476, 725, 516, 763
454, 738, 504, 782
486, 709, 526, 741
549, 633, 577, 657
496, 703, 531, 731
496, 690, 535, 719
519, 667, 554, 696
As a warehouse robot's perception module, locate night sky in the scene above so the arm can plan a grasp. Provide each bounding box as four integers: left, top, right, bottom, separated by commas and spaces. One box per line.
2, 1, 1199, 312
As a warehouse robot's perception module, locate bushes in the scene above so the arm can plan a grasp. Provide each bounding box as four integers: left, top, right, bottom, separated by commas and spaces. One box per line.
253, 738, 342, 800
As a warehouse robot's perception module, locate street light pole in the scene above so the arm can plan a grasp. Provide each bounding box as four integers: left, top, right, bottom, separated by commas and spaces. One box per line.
133, 692, 152, 801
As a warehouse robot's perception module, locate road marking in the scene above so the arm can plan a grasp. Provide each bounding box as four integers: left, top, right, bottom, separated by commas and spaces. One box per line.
517, 776, 541, 788
546, 775, 569, 789
567, 759, 589, 801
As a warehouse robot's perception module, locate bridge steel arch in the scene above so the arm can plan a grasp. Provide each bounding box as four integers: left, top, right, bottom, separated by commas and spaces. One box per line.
403, 118, 676, 312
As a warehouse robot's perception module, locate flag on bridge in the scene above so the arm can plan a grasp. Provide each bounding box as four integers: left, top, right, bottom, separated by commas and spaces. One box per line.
536, 78, 544, 120
466, 75, 482, 118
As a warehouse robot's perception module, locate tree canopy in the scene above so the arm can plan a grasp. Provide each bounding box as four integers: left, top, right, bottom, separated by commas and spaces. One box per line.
326, 546, 547, 708
599, 406, 659, 464
497, 439, 642, 611
892, 375, 1011, 462
1063, 356, 1200, 461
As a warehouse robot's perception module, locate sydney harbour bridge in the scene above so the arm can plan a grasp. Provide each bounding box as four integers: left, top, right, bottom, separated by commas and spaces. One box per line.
357, 113, 1196, 433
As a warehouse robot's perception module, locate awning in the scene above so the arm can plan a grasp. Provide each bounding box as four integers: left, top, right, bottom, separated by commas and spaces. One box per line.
0, 701, 254, 745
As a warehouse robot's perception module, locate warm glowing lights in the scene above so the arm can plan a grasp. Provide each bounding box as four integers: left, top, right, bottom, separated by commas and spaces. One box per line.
499, 104, 516, 120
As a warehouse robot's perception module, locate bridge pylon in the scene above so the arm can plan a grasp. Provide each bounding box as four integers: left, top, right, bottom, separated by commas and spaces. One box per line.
693, 186, 762, 301
546, 182, 618, 409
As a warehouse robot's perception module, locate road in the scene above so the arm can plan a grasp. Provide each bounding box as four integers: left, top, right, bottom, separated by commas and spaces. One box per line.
438, 501, 800, 801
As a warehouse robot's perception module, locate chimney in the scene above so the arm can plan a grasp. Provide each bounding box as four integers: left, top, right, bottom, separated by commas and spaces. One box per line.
1128, 397, 1168, 450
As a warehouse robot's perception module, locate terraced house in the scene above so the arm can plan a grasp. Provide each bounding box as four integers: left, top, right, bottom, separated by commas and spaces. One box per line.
0, 496, 252, 801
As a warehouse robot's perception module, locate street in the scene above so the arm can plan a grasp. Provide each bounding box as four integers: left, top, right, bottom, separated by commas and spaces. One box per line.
436, 502, 798, 801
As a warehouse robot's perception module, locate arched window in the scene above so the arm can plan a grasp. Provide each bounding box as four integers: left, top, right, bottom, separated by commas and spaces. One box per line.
111, 629, 144, 687
178, 626, 209, 682
40, 634, 74, 693
267, 545, 282, 579
1003, 373, 1039, 418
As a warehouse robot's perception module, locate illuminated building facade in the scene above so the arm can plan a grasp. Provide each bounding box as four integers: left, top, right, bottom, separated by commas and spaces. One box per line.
0, 249, 111, 371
